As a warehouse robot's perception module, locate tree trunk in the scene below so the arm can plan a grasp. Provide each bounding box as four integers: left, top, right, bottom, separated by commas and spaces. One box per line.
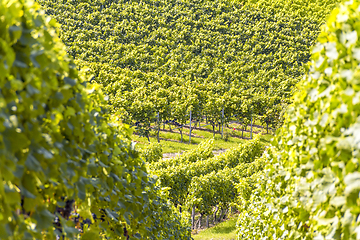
218, 207, 229, 222
191, 206, 195, 229
212, 125, 215, 138
169, 124, 172, 131
189, 110, 192, 144
157, 127, 160, 143
218, 208, 224, 223
250, 115, 253, 139
221, 208, 229, 221
206, 215, 209, 228
157, 113, 160, 142
266, 122, 269, 134
213, 206, 218, 224
180, 128, 183, 142
218, 124, 221, 133
198, 214, 203, 229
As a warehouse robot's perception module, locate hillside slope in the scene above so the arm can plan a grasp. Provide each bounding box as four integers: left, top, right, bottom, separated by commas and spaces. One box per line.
38, 0, 340, 132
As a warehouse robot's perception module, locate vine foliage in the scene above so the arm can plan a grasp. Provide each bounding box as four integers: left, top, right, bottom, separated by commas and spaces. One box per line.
0, 0, 191, 239
236, 1, 360, 238
37, 0, 340, 135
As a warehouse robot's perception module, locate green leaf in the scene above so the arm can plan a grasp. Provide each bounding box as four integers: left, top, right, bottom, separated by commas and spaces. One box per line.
64, 77, 77, 86
33, 208, 54, 230
344, 172, 360, 195
25, 153, 41, 171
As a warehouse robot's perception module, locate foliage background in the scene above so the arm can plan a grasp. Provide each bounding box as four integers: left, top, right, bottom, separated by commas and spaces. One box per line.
0, 0, 191, 238
236, 0, 360, 238
37, 0, 340, 134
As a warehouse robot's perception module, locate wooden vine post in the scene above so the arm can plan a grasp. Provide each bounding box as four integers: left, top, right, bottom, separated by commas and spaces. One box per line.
250, 109, 253, 139
157, 111, 160, 143
221, 107, 224, 138
189, 110, 192, 144
191, 205, 196, 229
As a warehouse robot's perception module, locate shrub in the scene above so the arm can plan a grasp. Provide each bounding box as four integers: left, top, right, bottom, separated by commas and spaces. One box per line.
141, 142, 163, 163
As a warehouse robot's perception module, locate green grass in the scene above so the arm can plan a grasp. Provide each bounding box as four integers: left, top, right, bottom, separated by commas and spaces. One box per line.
192, 215, 238, 240
133, 121, 274, 153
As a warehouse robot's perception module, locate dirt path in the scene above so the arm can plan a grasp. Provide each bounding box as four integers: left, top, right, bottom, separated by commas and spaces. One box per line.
163, 149, 227, 159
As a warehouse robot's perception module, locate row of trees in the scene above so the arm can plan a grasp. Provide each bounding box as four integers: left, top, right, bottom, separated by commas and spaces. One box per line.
147, 137, 264, 230
116, 80, 288, 141
37, 0, 339, 139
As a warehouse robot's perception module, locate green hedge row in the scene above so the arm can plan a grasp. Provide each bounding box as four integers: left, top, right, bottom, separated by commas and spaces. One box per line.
152, 136, 263, 206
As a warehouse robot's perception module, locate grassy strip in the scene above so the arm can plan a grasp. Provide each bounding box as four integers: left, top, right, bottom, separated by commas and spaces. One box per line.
192, 214, 238, 240
134, 122, 273, 153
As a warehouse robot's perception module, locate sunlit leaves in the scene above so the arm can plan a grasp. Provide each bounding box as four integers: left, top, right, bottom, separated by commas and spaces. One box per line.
0, 0, 191, 239
236, 1, 360, 239
151, 137, 263, 208
37, 0, 339, 132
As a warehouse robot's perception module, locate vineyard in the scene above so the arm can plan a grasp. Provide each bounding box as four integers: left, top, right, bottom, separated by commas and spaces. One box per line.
1, 0, 360, 239
36, 0, 339, 141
